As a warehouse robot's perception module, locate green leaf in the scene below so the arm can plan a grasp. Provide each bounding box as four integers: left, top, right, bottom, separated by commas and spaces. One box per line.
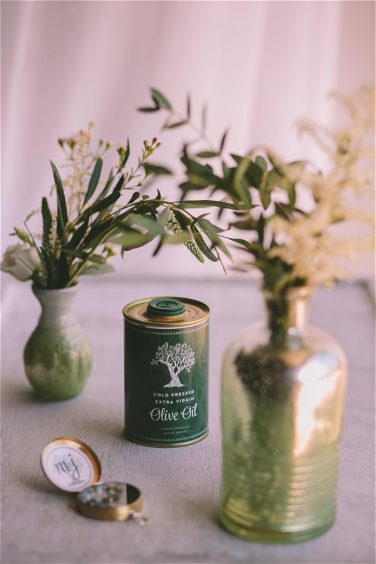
222, 161, 231, 182
165, 120, 188, 129
231, 154, 264, 187
230, 217, 258, 230
151, 88, 172, 110
88, 190, 121, 215
213, 235, 232, 260
127, 214, 166, 236
259, 172, 271, 209
99, 170, 115, 200
195, 151, 219, 159
257, 214, 265, 244
255, 155, 268, 171
138, 106, 160, 113
84, 218, 115, 247
82, 263, 115, 276
196, 217, 225, 234
186, 94, 191, 118
109, 227, 156, 250
143, 163, 172, 176
63, 249, 105, 266
126, 191, 141, 205
164, 232, 191, 244
11, 227, 31, 244
181, 149, 215, 178
63, 248, 87, 260
287, 182, 296, 207
191, 225, 218, 262
234, 157, 252, 206
79, 189, 122, 224
87, 253, 107, 264
67, 219, 89, 249
197, 218, 231, 259
266, 152, 284, 176
275, 202, 294, 221
226, 237, 262, 257
50, 161, 68, 234
84, 158, 103, 205
157, 206, 171, 229
265, 169, 282, 189
179, 181, 206, 194
113, 175, 125, 192
187, 173, 210, 187
265, 168, 296, 207
178, 199, 248, 210
219, 130, 229, 153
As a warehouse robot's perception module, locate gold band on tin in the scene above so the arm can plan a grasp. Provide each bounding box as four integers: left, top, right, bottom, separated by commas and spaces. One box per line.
123, 296, 209, 328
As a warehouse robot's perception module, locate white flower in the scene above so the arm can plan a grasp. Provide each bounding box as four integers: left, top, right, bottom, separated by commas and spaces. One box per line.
1, 244, 41, 281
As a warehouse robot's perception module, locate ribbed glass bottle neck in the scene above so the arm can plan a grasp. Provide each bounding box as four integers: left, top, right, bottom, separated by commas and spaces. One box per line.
263, 286, 313, 346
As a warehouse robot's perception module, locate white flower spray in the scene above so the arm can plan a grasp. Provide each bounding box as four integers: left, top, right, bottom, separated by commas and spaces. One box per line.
266, 85, 375, 287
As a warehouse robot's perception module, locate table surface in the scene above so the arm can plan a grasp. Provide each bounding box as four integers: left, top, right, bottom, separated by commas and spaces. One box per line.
1, 277, 375, 564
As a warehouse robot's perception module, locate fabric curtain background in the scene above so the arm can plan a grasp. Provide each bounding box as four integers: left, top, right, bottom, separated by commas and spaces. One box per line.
2, 1, 374, 280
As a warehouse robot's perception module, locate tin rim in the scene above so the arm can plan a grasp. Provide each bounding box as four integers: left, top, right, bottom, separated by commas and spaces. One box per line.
41, 436, 102, 492
123, 296, 209, 328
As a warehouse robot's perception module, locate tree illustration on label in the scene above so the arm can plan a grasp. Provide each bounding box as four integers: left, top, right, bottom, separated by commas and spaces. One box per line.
151, 342, 195, 388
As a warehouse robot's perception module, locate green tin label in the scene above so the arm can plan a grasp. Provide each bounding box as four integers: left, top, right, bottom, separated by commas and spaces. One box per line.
124, 320, 209, 446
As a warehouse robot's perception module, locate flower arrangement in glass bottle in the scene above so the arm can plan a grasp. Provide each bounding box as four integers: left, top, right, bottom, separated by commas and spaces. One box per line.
138, 86, 374, 542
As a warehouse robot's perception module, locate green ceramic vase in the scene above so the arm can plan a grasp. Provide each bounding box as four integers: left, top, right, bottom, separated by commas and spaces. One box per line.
24, 285, 92, 401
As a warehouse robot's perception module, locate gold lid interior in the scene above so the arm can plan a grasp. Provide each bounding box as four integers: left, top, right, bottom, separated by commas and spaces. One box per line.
76, 482, 143, 521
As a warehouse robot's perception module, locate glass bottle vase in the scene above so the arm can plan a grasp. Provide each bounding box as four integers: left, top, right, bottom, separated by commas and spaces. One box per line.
219, 286, 347, 543
24, 285, 92, 401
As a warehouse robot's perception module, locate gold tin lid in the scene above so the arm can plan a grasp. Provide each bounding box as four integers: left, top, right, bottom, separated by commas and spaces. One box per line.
76, 481, 144, 522
41, 437, 102, 493
123, 296, 209, 328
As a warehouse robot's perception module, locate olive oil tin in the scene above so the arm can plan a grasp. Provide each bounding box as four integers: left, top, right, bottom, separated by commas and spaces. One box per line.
123, 297, 209, 447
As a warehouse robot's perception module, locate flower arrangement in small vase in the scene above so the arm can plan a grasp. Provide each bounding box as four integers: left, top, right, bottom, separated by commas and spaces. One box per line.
139, 86, 374, 542
1, 120, 228, 401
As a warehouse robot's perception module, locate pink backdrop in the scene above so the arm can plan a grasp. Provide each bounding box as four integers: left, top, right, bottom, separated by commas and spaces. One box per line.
2, 1, 374, 280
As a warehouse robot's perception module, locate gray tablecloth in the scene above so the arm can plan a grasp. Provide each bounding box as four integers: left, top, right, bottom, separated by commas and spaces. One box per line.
1, 278, 375, 564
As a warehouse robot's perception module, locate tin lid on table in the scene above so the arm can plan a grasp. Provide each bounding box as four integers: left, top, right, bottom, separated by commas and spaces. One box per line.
76, 481, 145, 522
123, 296, 209, 327
41, 436, 102, 493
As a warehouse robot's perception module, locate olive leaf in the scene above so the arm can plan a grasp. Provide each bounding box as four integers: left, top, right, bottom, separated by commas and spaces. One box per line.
50, 161, 68, 237
84, 158, 103, 205
151, 88, 172, 110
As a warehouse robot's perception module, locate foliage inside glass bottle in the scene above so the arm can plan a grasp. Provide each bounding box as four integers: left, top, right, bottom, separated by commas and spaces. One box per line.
1, 123, 238, 288
139, 87, 374, 340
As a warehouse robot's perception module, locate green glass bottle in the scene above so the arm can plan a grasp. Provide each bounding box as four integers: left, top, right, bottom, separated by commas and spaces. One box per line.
220, 287, 347, 543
